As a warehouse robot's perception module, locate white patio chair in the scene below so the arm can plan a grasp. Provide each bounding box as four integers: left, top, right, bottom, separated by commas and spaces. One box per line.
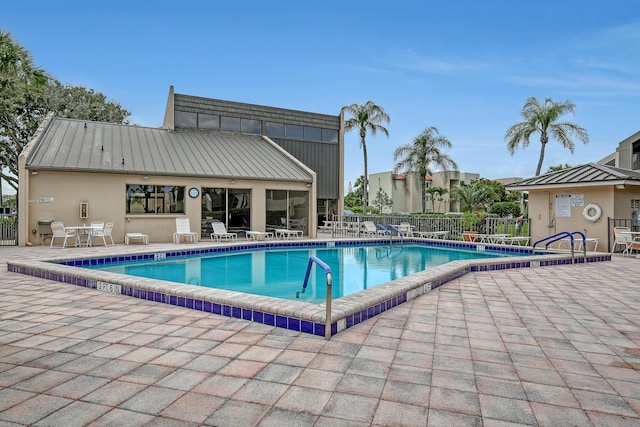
173, 218, 198, 243
613, 227, 631, 253
91, 222, 114, 246
50, 222, 76, 248
211, 222, 238, 242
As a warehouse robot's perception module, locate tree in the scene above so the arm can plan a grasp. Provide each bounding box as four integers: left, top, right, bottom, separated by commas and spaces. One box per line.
372, 188, 392, 213
505, 97, 589, 176
0, 31, 49, 193
452, 181, 497, 213
46, 81, 130, 124
0, 31, 130, 192
547, 163, 572, 173
342, 101, 390, 213
393, 127, 457, 214
426, 186, 448, 213
344, 175, 364, 210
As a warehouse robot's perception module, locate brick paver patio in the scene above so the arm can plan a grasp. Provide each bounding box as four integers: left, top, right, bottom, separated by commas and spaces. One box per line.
1, 243, 639, 426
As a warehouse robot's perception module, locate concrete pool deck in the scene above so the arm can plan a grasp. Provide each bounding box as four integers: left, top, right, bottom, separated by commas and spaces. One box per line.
1, 241, 639, 425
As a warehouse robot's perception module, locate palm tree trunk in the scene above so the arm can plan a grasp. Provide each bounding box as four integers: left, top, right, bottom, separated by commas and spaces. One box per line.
536, 141, 546, 176
361, 135, 368, 212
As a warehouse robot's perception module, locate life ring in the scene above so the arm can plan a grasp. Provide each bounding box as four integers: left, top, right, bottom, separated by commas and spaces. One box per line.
582, 203, 602, 222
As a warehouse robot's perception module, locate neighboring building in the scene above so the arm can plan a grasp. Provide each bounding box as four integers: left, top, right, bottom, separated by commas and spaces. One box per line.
369, 170, 479, 213
163, 86, 344, 224
597, 130, 640, 169
18, 88, 344, 246
506, 163, 640, 252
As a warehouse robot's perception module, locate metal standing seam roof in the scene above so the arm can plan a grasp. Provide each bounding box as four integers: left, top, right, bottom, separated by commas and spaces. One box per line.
506, 162, 640, 189
26, 118, 314, 182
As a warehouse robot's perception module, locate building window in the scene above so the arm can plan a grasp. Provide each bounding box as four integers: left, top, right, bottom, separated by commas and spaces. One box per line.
285, 124, 303, 139
265, 122, 285, 137
241, 119, 261, 134
126, 185, 185, 214
633, 142, 640, 170
175, 111, 197, 128
266, 189, 308, 232
304, 126, 322, 141
632, 199, 640, 210
322, 128, 338, 143
198, 113, 219, 130
202, 188, 251, 234
220, 116, 241, 132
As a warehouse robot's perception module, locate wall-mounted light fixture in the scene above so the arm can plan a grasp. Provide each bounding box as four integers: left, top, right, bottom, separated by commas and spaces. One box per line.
306, 183, 311, 187
616, 184, 625, 189
231, 179, 236, 184
143, 175, 149, 180
31, 170, 39, 175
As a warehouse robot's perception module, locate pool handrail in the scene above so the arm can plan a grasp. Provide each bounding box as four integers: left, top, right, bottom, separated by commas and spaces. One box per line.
532, 231, 587, 263
386, 223, 403, 238
299, 255, 333, 339
377, 223, 393, 244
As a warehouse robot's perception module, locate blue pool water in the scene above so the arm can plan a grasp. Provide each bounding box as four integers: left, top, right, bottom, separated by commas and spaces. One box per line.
86, 244, 514, 303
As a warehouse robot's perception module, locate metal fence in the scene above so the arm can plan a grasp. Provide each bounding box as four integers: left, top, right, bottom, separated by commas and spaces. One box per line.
320, 215, 530, 241
0, 220, 17, 246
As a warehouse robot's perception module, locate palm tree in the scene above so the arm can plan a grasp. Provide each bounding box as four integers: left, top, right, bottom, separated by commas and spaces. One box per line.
505, 97, 589, 176
342, 101, 390, 213
426, 186, 447, 213
452, 181, 496, 213
0, 31, 47, 90
393, 127, 457, 214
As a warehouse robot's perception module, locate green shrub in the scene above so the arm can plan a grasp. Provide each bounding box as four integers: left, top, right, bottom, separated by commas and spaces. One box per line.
489, 202, 521, 218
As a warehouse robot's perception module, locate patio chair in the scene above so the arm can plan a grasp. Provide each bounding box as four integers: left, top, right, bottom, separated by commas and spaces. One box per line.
399, 222, 414, 237
91, 222, 114, 246
50, 222, 76, 248
613, 227, 631, 253
173, 218, 198, 243
211, 222, 238, 242
623, 235, 640, 257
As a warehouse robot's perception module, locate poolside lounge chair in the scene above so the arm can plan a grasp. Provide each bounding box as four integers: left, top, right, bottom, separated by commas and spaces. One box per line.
211, 222, 238, 242
362, 221, 386, 237
50, 221, 77, 248
91, 222, 114, 246
173, 218, 198, 243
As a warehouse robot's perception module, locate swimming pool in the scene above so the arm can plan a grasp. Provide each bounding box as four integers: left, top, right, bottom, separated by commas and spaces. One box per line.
84, 245, 515, 303
7, 238, 611, 338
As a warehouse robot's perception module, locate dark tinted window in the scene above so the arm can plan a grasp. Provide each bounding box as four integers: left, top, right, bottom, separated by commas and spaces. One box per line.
198, 114, 219, 130
220, 116, 241, 132
304, 126, 322, 141
322, 128, 338, 143
286, 124, 303, 139
175, 111, 197, 128
241, 119, 261, 134
266, 122, 285, 137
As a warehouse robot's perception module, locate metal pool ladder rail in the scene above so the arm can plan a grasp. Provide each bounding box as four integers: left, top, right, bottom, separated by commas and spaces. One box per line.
533, 231, 587, 263
298, 255, 333, 339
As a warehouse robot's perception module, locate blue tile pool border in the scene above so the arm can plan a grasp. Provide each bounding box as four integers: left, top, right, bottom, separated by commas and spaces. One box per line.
7, 238, 611, 338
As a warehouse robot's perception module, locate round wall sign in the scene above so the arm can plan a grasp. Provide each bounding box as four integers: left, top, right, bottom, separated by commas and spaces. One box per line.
188, 187, 200, 198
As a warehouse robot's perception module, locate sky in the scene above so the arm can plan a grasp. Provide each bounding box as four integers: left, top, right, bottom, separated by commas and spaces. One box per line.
3, 0, 639, 196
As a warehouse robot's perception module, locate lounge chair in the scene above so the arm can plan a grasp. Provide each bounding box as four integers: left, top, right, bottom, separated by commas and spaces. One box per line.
50, 222, 77, 248
211, 222, 238, 242
173, 218, 198, 243
91, 222, 114, 246
362, 221, 385, 237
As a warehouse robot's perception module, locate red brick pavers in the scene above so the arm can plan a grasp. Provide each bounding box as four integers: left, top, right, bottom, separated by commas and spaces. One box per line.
1, 244, 639, 426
